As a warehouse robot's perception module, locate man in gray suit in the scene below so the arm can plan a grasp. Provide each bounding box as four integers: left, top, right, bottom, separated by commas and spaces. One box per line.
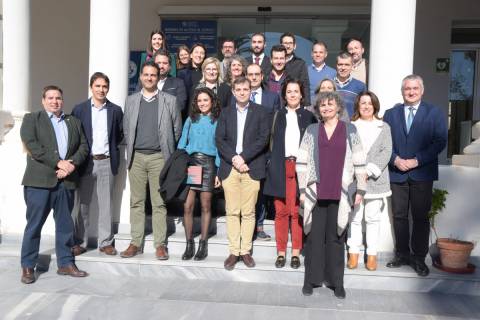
120, 61, 182, 260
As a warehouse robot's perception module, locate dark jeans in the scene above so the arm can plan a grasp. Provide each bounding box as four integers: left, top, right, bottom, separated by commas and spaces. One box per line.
255, 180, 268, 229
21, 183, 75, 268
390, 179, 433, 260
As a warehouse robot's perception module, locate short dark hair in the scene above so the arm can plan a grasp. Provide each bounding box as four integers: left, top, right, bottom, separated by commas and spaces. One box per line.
89, 72, 110, 88
232, 76, 251, 90
221, 38, 236, 48
153, 49, 171, 63
352, 91, 382, 121
42, 85, 63, 98
346, 38, 364, 49
190, 87, 221, 123
312, 41, 328, 51
191, 43, 207, 54
281, 78, 305, 107
251, 32, 266, 42
270, 44, 287, 56
337, 51, 353, 62
141, 61, 160, 76
280, 32, 296, 44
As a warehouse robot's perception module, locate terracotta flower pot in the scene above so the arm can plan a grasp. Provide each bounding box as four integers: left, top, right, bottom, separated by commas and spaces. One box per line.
436, 238, 474, 269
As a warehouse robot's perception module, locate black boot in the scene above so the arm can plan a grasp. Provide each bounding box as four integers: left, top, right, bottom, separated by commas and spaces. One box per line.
182, 239, 195, 260
194, 239, 208, 261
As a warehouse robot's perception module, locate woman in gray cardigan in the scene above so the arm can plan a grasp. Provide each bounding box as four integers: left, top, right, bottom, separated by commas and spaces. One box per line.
347, 91, 392, 271
296, 92, 367, 299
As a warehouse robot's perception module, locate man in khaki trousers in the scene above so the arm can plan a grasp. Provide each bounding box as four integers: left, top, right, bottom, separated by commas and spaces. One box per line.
215, 77, 270, 270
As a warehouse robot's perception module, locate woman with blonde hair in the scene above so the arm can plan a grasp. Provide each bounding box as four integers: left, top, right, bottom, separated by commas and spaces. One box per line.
192, 57, 232, 108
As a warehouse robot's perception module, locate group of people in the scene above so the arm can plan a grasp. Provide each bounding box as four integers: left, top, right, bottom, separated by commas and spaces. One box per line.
19, 30, 448, 301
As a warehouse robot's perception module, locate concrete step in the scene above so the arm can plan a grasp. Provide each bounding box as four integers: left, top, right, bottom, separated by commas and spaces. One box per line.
1, 241, 479, 296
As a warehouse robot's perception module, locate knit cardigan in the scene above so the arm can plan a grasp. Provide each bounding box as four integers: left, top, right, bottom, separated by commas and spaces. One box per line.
296, 122, 367, 236
352, 120, 392, 199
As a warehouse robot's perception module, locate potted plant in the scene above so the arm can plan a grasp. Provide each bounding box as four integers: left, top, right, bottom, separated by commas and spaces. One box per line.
429, 188, 475, 272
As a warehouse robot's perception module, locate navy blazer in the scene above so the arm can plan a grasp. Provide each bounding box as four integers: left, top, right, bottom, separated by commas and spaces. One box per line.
383, 101, 447, 183
215, 102, 270, 181
71, 99, 124, 176
229, 88, 280, 119
162, 77, 188, 112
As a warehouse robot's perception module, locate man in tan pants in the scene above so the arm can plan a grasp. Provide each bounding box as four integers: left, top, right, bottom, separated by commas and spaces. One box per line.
215, 77, 270, 270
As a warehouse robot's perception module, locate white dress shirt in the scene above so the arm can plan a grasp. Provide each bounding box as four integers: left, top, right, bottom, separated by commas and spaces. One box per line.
250, 87, 263, 104
284, 107, 301, 157
91, 101, 109, 156
252, 53, 265, 66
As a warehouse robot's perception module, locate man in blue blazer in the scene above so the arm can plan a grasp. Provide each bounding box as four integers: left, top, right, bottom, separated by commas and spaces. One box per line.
383, 74, 447, 277
216, 77, 270, 271
245, 63, 281, 240
71, 72, 124, 256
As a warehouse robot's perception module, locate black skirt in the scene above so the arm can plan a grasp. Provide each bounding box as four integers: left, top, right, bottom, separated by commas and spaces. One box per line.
189, 153, 216, 192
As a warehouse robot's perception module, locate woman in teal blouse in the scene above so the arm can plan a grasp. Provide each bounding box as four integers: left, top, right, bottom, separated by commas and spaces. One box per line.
177, 87, 221, 261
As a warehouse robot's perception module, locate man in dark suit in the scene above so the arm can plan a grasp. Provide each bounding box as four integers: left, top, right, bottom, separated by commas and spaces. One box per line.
280, 33, 310, 105
153, 49, 187, 114
71, 72, 124, 256
246, 62, 281, 241
20, 85, 89, 284
383, 74, 447, 277
215, 77, 270, 271
246, 33, 271, 78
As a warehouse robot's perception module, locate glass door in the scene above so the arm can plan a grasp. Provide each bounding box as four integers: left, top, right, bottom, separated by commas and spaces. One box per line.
448, 48, 479, 157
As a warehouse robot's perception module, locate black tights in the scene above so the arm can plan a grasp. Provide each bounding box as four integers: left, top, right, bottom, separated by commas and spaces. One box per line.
183, 189, 212, 240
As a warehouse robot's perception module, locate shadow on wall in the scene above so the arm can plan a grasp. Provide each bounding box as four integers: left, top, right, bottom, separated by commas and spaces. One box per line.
0, 110, 14, 145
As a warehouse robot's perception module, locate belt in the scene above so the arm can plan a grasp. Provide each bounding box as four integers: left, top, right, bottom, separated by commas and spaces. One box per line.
285, 156, 296, 161
92, 154, 110, 160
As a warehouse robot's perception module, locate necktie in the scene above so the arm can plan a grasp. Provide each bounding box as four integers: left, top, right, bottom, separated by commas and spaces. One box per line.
406, 106, 414, 133
254, 56, 260, 65
250, 91, 257, 103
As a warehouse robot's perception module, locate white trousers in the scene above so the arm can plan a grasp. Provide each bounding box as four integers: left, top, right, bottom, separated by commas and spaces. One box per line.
347, 198, 383, 255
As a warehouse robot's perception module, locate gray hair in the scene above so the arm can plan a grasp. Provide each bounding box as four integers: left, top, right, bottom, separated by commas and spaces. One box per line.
401, 74, 424, 91
314, 91, 346, 121
225, 54, 248, 84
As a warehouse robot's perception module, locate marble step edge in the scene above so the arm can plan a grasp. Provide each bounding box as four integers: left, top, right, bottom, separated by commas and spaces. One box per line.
1, 247, 478, 283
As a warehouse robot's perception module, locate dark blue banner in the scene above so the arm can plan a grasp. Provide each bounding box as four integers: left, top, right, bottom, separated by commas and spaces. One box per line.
162, 20, 217, 55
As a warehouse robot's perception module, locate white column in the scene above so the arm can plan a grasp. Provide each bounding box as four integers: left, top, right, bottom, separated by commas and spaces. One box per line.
89, 0, 131, 233
3, 0, 31, 115
0, 0, 31, 235
369, 0, 417, 114
89, 0, 130, 106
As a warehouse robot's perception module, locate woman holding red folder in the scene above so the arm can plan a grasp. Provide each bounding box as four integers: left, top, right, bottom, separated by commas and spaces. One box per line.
177, 87, 221, 261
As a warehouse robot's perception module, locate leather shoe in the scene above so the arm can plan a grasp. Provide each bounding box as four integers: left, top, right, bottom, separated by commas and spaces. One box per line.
224, 254, 239, 271
334, 286, 346, 299
366, 255, 377, 271
290, 256, 301, 269
120, 244, 142, 258
386, 255, 410, 268
275, 255, 286, 268
57, 264, 88, 277
99, 245, 117, 256
302, 282, 313, 296
71, 245, 86, 256
21, 267, 35, 284
412, 259, 430, 277
240, 253, 256, 268
156, 245, 169, 260
347, 253, 359, 269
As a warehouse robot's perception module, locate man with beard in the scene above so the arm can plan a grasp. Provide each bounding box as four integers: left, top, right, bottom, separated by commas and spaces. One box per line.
346, 38, 367, 84
153, 49, 188, 115
246, 33, 271, 77
280, 32, 310, 105
220, 39, 237, 79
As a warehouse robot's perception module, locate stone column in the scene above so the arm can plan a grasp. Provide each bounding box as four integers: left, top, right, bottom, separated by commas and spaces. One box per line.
0, 0, 31, 236
369, 0, 417, 114
367, 0, 417, 254
89, 0, 131, 233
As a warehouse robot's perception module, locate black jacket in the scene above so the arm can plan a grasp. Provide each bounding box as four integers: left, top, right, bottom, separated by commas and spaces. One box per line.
263, 107, 317, 198
285, 55, 311, 105
215, 103, 270, 181
159, 149, 190, 202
